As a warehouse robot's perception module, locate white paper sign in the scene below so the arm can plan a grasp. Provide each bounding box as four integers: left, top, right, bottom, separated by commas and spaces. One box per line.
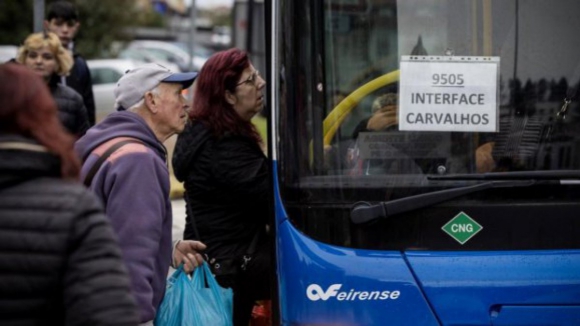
399, 56, 500, 132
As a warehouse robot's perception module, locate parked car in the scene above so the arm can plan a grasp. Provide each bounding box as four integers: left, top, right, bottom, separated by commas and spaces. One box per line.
127, 40, 211, 72
87, 59, 138, 121
211, 26, 232, 49
117, 48, 181, 73
171, 42, 214, 59
0, 45, 18, 63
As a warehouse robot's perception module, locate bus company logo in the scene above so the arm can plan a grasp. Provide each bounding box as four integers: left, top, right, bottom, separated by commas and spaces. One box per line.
306, 284, 401, 302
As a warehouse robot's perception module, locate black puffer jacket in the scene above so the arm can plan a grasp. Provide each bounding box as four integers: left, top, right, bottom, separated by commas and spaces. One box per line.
173, 121, 270, 259
0, 135, 139, 326
65, 53, 96, 126
50, 74, 90, 137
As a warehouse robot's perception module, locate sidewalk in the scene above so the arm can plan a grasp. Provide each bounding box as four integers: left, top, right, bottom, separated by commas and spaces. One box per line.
169, 199, 186, 276
171, 199, 186, 243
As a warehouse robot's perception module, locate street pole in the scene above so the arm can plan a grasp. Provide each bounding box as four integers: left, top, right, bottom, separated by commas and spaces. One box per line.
188, 0, 197, 72
246, 0, 254, 54
33, 0, 45, 32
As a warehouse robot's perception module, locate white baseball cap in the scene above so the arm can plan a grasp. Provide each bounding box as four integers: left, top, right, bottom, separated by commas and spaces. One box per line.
114, 63, 197, 110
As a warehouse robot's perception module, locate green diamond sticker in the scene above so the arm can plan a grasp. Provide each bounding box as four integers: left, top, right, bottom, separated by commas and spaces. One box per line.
442, 212, 483, 245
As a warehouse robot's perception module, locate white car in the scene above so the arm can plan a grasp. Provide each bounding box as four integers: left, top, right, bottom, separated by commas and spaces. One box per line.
127, 40, 211, 72
211, 26, 231, 48
117, 48, 181, 73
87, 59, 138, 121
0, 45, 18, 63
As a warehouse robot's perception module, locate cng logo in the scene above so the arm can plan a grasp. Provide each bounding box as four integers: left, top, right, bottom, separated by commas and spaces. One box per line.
442, 211, 483, 244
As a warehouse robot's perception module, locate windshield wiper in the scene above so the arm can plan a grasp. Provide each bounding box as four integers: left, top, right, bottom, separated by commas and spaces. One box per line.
351, 180, 539, 224
427, 170, 580, 180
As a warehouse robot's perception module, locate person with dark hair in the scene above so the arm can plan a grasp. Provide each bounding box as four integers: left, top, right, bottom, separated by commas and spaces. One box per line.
16, 31, 89, 137
173, 48, 271, 326
44, 0, 96, 126
75, 63, 206, 326
0, 63, 139, 325
351, 93, 399, 140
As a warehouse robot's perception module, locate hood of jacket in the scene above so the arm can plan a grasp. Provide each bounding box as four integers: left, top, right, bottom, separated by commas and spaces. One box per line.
0, 134, 61, 189
172, 120, 212, 182
75, 111, 167, 162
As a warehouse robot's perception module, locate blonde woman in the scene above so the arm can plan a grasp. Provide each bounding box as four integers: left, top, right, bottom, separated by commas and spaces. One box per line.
17, 31, 89, 137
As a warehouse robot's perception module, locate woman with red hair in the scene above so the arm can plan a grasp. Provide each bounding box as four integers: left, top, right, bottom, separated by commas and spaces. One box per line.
173, 48, 270, 325
0, 64, 139, 325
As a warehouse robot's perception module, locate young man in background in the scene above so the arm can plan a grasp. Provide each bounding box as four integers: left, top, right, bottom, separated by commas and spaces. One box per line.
44, 1, 96, 126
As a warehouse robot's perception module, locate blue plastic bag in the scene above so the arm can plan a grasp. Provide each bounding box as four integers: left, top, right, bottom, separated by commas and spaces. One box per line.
154, 266, 190, 326
190, 262, 233, 326
155, 263, 233, 326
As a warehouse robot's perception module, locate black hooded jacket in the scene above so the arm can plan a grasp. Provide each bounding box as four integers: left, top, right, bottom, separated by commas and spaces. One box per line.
64, 53, 96, 126
49, 74, 90, 137
172, 121, 270, 259
0, 135, 138, 325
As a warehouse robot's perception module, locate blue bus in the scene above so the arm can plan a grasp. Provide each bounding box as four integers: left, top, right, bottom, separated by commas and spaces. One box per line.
264, 0, 580, 325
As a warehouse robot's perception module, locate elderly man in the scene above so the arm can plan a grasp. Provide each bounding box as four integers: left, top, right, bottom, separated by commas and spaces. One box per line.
75, 63, 205, 325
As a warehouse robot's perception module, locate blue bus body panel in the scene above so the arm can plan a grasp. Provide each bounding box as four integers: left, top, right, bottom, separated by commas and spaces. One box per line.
491, 306, 580, 325
405, 251, 580, 326
272, 164, 580, 325
276, 220, 440, 326
272, 166, 439, 325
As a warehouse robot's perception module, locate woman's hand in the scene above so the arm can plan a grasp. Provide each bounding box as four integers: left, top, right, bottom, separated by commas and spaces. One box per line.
173, 240, 207, 273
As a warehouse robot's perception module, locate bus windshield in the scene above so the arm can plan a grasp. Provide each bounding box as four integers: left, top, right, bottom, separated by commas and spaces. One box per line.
277, 0, 580, 245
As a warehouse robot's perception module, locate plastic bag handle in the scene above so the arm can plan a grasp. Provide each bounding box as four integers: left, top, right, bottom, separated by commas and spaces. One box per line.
165, 265, 186, 289
191, 262, 230, 316
192, 262, 220, 289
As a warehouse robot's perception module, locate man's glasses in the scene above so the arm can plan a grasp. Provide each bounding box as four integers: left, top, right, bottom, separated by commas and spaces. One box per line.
236, 70, 260, 87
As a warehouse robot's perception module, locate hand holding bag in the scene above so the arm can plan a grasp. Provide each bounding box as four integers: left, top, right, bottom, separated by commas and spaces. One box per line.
154, 263, 233, 326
